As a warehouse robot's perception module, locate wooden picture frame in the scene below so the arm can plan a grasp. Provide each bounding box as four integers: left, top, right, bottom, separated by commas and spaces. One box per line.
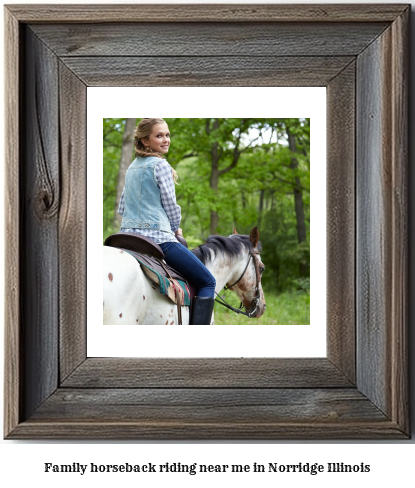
4, 4, 409, 439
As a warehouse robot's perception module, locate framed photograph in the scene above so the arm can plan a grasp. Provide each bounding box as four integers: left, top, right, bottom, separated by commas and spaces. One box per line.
93, 92, 325, 357
4, 4, 409, 439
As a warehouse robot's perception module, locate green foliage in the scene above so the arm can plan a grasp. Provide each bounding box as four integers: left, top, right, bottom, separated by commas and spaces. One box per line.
103, 118, 310, 295
214, 288, 310, 325
103, 118, 125, 237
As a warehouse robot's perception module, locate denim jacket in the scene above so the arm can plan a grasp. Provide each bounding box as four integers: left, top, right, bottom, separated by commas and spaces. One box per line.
120, 157, 174, 234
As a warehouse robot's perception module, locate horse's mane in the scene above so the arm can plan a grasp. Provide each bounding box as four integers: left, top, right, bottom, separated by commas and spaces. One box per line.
191, 234, 262, 265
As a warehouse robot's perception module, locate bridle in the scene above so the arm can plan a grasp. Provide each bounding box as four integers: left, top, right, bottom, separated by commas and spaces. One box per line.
214, 249, 262, 318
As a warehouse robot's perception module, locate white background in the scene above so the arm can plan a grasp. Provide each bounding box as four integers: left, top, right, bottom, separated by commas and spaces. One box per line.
88, 87, 326, 357
1, 0, 414, 486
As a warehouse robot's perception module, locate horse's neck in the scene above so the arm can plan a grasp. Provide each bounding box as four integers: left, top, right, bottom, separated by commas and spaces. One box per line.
205, 252, 245, 294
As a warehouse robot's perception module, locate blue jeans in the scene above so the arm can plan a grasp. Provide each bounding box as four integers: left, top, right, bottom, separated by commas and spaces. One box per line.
159, 242, 216, 298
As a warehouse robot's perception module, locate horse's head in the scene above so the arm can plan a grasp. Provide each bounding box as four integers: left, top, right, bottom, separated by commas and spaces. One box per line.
228, 227, 266, 318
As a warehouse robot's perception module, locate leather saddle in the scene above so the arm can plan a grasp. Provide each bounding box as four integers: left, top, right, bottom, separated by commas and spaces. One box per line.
104, 232, 189, 259
104, 232, 195, 301
104, 232, 165, 259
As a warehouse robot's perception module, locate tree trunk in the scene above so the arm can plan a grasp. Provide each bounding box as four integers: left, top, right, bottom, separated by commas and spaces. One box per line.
206, 119, 244, 235
113, 118, 136, 228
258, 189, 265, 228
287, 128, 308, 277
208, 119, 220, 235
287, 129, 307, 244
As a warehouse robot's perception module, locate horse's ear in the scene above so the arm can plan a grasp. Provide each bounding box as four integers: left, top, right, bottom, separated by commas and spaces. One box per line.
250, 227, 259, 248
233, 226, 238, 235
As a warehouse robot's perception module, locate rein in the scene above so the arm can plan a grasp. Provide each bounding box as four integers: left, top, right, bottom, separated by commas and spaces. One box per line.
214, 250, 261, 318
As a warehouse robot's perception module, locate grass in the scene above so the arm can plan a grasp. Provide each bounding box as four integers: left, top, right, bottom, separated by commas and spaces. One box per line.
213, 287, 310, 325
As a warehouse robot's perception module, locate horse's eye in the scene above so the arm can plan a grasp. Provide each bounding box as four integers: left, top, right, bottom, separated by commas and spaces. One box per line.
259, 266, 265, 274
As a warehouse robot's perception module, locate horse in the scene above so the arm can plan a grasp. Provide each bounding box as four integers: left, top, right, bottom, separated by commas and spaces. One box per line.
103, 227, 266, 325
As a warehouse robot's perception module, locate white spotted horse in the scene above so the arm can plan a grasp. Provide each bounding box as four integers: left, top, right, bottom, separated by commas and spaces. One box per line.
103, 227, 266, 325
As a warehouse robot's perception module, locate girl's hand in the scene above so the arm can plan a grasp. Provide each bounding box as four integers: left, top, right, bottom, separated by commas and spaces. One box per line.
175, 228, 183, 237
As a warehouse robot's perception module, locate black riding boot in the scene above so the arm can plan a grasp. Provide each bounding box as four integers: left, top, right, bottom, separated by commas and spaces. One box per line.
190, 296, 215, 325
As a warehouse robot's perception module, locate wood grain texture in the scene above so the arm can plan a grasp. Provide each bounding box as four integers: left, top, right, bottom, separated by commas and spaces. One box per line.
58, 63, 87, 381
31, 22, 388, 57
61, 56, 354, 87
21, 28, 60, 420
62, 358, 352, 388
356, 13, 408, 428
7, 421, 406, 440
32, 388, 386, 422
389, 8, 409, 433
4, 4, 410, 440
356, 28, 391, 417
6, 4, 409, 23
4, 6, 21, 438
326, 61, 356, 383
8, 415, 406, 441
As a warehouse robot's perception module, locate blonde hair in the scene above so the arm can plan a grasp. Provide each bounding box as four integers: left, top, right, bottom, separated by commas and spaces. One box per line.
134, 118, 178, 184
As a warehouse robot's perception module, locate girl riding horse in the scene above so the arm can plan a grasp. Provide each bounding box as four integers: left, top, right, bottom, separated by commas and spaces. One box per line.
118, 118, 216, 325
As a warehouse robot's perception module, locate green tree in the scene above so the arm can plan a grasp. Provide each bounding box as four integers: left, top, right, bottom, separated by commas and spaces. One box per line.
113, 118, 136, 228
103, 118, 310, 293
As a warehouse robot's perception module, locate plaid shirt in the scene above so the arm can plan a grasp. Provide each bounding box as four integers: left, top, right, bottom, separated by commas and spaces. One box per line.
118, 159, 180, 244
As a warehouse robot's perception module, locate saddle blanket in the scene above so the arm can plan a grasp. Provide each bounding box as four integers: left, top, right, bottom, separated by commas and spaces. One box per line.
120, 248, 191, 306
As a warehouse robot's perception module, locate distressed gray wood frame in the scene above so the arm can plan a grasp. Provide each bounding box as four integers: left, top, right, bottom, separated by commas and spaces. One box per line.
4, 4, 409, 439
